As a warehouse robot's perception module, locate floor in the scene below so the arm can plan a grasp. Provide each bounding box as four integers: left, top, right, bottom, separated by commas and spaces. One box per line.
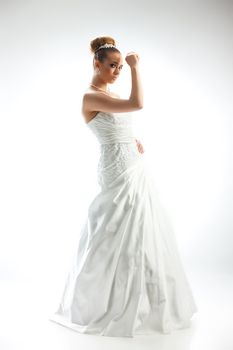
1, 268, 232, 350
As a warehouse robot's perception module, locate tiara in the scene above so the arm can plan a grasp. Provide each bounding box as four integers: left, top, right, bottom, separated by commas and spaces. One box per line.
95, 43, 117, 52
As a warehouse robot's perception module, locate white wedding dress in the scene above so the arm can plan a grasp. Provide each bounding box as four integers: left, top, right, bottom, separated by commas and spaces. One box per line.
49, 111, 198, 337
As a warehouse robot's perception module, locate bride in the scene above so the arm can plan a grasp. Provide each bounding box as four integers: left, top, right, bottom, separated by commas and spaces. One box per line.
49, 36, 198, 338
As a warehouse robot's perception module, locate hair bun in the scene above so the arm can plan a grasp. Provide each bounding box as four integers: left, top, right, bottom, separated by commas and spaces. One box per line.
90, 36, 116, 54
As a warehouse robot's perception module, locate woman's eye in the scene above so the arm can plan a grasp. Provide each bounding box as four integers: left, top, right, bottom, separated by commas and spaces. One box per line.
110, 64, 123, 69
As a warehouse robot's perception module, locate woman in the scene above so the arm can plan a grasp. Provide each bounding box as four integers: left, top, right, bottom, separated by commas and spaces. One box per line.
82, 37, 144, 155
49, 36, 198, 338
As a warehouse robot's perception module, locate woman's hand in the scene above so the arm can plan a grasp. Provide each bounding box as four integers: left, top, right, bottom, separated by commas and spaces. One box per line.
125, 52, 140, 68
135, 139, 144, 154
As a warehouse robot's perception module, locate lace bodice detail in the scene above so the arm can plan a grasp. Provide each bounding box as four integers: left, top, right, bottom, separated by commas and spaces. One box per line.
86, 112, 142, 188
86, 111, 136, 144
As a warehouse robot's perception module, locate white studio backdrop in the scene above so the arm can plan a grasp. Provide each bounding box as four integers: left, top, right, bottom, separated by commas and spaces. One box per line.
0, 0, 232, 349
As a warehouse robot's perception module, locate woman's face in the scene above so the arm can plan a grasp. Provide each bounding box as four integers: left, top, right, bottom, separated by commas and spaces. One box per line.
96, 52, 124, 83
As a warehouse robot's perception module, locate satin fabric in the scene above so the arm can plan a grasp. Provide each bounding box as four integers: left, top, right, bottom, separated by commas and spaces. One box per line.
49, 111, 198, 337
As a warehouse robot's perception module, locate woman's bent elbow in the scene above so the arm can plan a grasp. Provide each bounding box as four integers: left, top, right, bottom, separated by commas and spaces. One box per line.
133, 101, 143, 110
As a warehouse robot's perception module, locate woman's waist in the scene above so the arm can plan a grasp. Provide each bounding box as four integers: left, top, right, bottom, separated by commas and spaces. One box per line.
96, 131, 136, 145
98, 141, 140, 163
100, 138, 136, 145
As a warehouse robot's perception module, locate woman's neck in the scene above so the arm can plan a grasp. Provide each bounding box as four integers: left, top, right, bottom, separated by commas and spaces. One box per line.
90, 83, 110, 93
91, 76, 109, 89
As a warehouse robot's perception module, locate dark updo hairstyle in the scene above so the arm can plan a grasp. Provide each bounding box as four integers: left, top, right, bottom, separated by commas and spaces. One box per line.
90, 36, 121, 63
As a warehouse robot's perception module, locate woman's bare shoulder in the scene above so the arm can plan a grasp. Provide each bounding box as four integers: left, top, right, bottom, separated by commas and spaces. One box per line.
81, 88, 121, 122
83, 88, 120, 98
82, 89, 120, 104
82, 87, 97, 97
111, 92, 120, 98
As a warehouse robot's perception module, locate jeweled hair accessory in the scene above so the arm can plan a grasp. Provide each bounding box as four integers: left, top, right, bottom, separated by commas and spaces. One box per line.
95, 43, 117, 52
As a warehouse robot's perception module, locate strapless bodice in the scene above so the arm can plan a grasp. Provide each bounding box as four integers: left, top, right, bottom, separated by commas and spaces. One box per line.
86, 111, 136, 145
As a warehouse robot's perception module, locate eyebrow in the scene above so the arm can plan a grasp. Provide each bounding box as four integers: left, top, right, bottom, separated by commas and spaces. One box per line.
112, 61, 123, 65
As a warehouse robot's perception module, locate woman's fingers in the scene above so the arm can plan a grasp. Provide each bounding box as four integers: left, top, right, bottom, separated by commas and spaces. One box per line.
135, 139, 144, 153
